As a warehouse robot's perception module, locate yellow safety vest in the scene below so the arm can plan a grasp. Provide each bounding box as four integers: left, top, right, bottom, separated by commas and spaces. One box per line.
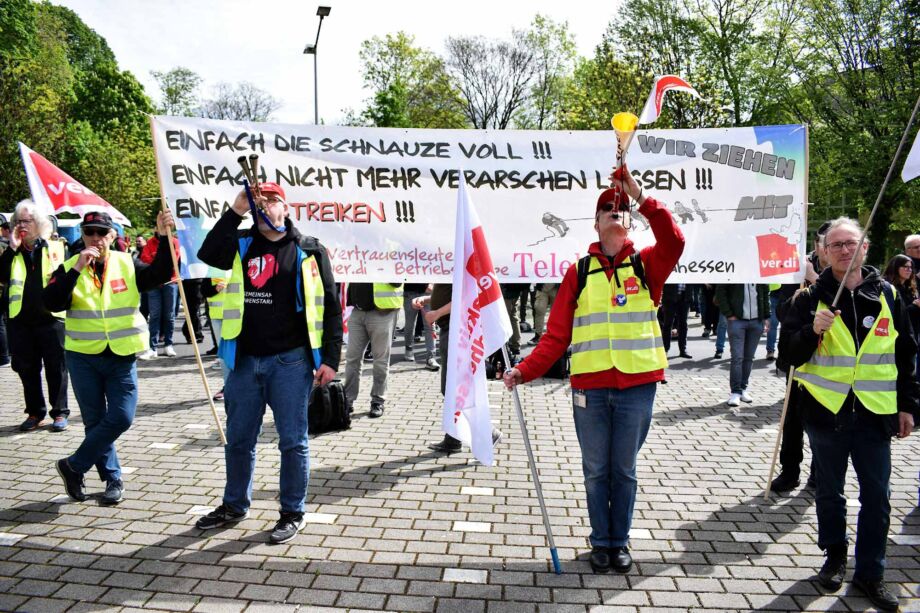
221, 251, 325, 355
570, 257, 667, 375
206, 277, 227, 321
373, 283, 403, 309
9, 240, 66, 319
794, 295, 898, 414
62, 251, 148, 356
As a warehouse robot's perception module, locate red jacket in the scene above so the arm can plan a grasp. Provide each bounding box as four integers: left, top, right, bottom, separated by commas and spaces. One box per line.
516, 196, 684, 389
140, 235, 180, 283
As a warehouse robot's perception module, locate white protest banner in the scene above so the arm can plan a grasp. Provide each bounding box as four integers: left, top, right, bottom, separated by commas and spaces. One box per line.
151, 116, 807, 283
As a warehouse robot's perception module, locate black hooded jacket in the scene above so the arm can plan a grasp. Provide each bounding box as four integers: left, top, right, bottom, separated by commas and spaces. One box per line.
197, 209, 342, 371
778, 266, 920, 436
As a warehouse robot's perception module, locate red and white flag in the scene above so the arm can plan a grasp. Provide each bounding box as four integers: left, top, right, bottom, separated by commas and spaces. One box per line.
19, 142, 132, 226
638, 75, 703, 125
904, 129, 920, 182
443, 177, 512, 466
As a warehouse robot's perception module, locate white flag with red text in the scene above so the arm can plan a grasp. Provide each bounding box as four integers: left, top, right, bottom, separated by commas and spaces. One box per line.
19, 142, 132, 226
904, 129, 920, 182
443, 177, 512, 466
638, 75, 703, 125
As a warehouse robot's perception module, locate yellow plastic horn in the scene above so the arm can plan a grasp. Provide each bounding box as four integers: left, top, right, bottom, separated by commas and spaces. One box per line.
611, 112, 639, 165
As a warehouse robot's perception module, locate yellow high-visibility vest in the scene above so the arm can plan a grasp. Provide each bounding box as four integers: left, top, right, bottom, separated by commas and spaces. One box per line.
794, 294, 898, 414
570, 257, 667, 375
221, 252, 324, 354
372, 283, 403, 309
9, 240, 65, 319
206, 277, 227, 321
62, 252, 148, 355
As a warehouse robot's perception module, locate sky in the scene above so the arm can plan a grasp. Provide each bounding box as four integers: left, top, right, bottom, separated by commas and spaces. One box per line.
50, 0, 622, 125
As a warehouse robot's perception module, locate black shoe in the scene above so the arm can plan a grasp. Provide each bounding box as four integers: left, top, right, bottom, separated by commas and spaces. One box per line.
714, 351, 723, 359
806, 473, 816, 488
369, 402, 384, 418
678, 351, 692, 359
770, 471, 800, 493
204, 347, 218, 356
195, 504, 249, 530
100, 480, 124, 506
852, 576, 899, 612
56, 459, 86, 502
20, 415, 44, 431
816, 546, 847, 591
702, 328, 711, 338
428, 435, 462, 453
610, 546, 632, 573
589, 546, 610, 574
270, 511, 306, 544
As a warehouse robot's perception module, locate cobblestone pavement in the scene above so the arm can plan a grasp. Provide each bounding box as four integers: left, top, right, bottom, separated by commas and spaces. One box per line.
1, 322, 918, 612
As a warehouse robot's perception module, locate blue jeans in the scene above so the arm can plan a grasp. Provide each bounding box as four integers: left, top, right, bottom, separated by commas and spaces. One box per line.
766, 294, 780, 353
65, 351, 137, 482
728, 318, 763, 393
223, 346, 312, 514
147, 283, 178, 350
715, 314, 727, 353
403, 292, 435, 358
806, 415, 891, 580
572, 383, 656, 548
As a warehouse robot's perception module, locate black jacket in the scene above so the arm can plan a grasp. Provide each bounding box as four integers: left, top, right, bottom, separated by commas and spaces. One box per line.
778, 266, 920, 436
197, 209, 342, 371
715, 283, 770, 320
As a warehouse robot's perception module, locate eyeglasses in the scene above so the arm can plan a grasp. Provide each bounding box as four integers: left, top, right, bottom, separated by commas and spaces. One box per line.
826, 240, 859, 252
83, 227, 110, 237
908, 244, 920, 251
14, 218, 34, 226
901, 265, 914, 270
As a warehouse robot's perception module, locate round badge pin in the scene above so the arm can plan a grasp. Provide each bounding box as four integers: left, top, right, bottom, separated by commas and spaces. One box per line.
615, 294, 627, 307
862, 315, 875, 328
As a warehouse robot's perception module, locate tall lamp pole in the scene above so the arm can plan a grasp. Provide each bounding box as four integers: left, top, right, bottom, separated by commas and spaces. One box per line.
304, 6, 331, 124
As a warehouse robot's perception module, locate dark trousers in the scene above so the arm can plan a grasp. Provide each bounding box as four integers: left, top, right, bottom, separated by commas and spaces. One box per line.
807, 414, 891, 580
702, 286, 720, 331
0, 313, 10, 364
778, 382, 813, 476
660, 293, 690, 353
9, 319, 69, 418
181, 279, 204, 342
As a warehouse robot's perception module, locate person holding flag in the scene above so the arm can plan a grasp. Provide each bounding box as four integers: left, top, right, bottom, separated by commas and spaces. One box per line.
43, 210, 176, 505
0, 200, 69, 432
504, 165, 684, 574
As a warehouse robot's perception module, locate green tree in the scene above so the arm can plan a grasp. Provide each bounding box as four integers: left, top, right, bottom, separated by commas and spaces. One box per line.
519, 15, 577, 130
357, 32, 466, 128
0, 0, 36, 57
151, 66, 202, 116
790, 0, 920, 262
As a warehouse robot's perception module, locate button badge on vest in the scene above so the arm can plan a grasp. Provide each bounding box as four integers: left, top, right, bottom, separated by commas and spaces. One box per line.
614, 294, 627, 307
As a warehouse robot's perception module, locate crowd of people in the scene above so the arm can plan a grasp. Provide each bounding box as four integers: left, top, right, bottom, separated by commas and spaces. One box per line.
1, 166, 918, 610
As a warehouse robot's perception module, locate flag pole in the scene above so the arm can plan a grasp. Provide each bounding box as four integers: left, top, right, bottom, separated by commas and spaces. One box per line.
502, 345, 562, 575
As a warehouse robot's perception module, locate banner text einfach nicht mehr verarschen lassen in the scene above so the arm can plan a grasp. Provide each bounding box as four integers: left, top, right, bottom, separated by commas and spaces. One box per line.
151, 116, 807, 283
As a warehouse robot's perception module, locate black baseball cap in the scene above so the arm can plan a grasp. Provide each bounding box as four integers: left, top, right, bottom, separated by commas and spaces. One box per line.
81, 211, 114, 229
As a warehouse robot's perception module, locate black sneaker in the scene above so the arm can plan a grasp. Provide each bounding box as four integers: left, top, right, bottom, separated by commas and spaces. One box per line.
369, 402, 384, 418
195, 504, 249, 530
55, 458, 86, 502
100, 480, 124, 506
610, 546, 633, 573
428, 435, 462, 453
816, 545, 847, 591
270, 511, 306, 544
714, 351, 723, 359
852, 576, 899, 612
770, 471, 800, 493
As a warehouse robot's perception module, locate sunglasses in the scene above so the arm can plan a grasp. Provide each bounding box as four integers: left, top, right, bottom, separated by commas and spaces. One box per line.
598, 203, 622, 217
83, 227, 110, 237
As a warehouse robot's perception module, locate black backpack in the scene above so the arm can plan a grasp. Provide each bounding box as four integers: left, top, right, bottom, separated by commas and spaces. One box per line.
575, 253, 647, 298
308, 379, 350, 435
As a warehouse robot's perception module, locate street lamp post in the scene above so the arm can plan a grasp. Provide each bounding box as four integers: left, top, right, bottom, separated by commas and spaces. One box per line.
304, 6, 331, 124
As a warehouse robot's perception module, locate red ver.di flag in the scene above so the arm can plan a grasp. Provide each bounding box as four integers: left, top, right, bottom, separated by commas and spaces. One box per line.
443, 177, 512, 466
19, 142, 132, 226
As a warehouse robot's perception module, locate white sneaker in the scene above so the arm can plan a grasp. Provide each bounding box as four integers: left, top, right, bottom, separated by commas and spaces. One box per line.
740, 390, 753, 403
726, 393, 741, 407
164, 345, 177, 357
138, 349, 157, 360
